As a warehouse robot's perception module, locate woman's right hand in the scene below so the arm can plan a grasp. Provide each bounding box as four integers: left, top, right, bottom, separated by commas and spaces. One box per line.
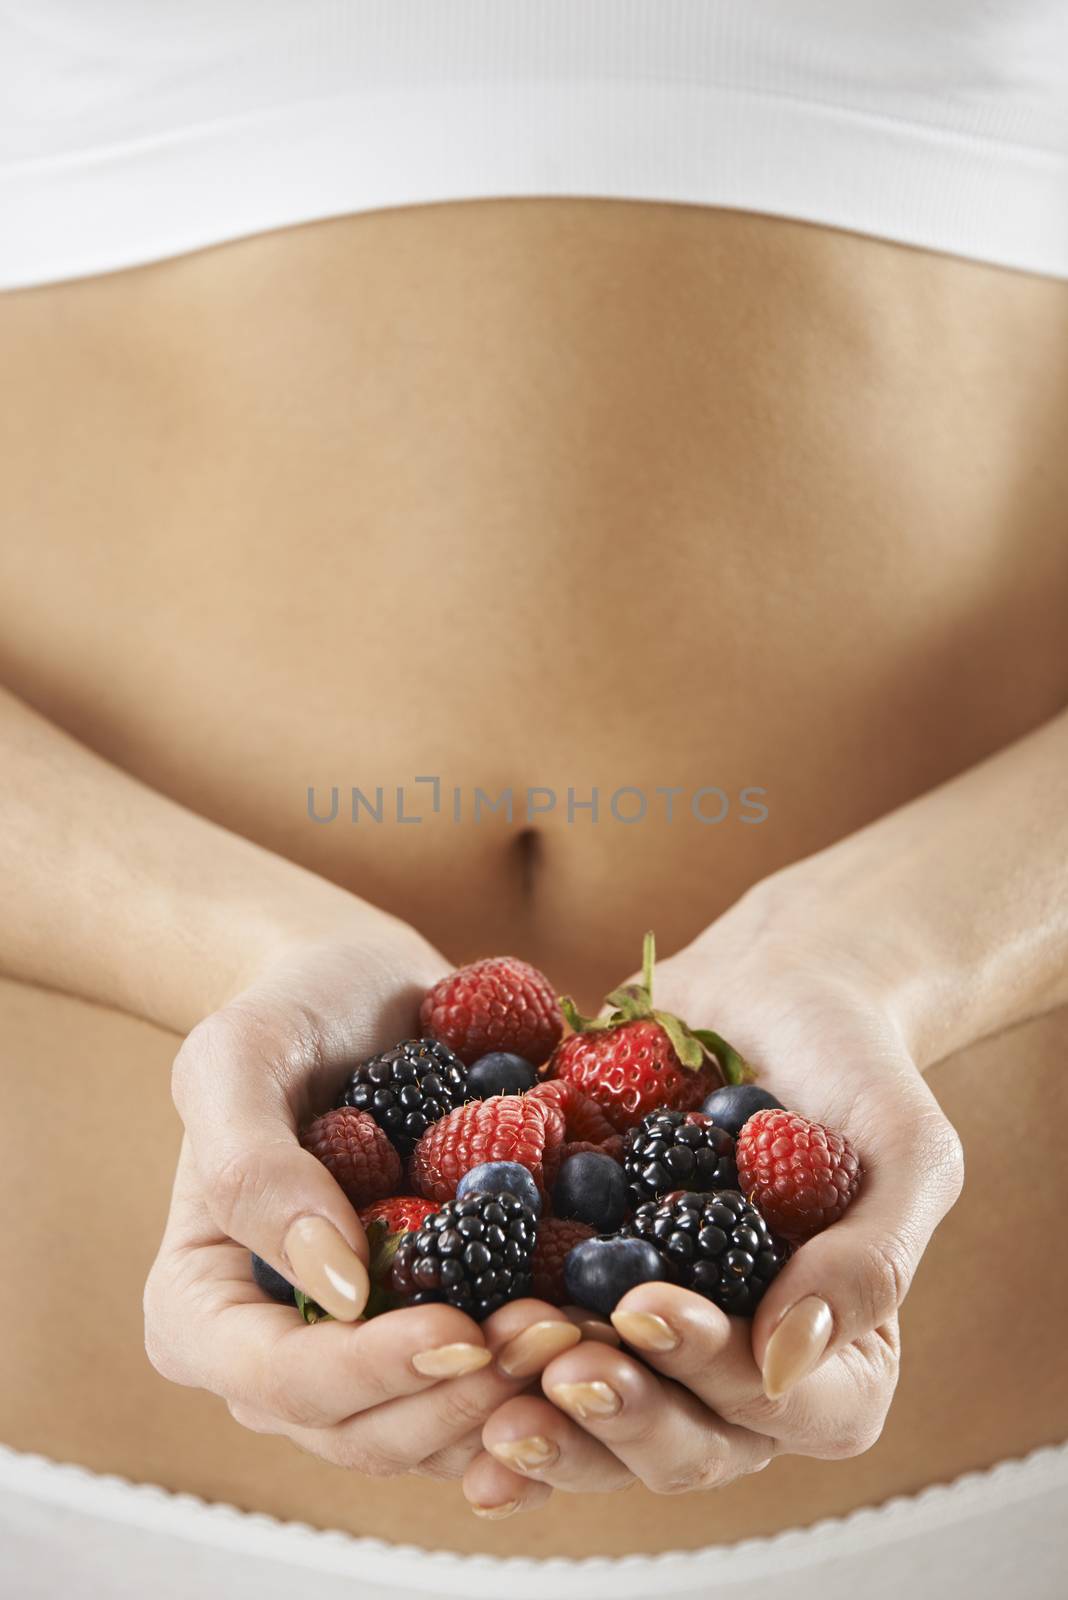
143, 922, 578, 1490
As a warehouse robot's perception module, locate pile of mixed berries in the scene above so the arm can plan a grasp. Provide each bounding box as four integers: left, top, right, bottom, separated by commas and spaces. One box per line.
251, 936, 861, 1325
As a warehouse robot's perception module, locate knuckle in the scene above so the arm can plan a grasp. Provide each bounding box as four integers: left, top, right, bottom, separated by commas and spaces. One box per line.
211, 1146, 273, 1237
333, 1435, 410, 1477
258, 1362, 326, 1429
433, 1381, 494, 1436
142, 1283, 187, 1387
862, 1232, 914, 1324
227, 1401, 273, 1436
651, 1451, 732, 1496
820, 1411, 886, 1461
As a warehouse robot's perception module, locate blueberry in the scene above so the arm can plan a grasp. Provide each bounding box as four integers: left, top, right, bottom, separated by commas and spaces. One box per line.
250, 1252, 296, 1306
562, 1236, 670, 1316
467, 1052, 537, 1098
700, 1084, 783, 1138
456, 1160, 542, 1218
553, 1152, 628, 1233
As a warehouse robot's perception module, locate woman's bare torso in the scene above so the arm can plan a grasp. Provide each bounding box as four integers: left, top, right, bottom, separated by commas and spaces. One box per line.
1, 199, 1067, 1556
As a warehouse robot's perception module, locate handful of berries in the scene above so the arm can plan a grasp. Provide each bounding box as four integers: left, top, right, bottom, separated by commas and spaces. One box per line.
252, 935, 861, 1324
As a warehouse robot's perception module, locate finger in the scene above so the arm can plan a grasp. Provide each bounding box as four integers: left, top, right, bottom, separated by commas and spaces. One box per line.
560, 1305, 621, 1347
281, 1336, 542, 1477
171, 1012, 371, 1320
481, 1393, 633, 1492
610, 1281, 899, 1458
540, 1344, 773, 1495
415, 1429, 485, 1481
751, 1091, 962, 1399
482, 1298, 583, 1377
151, 1241, 494, 1425
462, 1450, 553, 1519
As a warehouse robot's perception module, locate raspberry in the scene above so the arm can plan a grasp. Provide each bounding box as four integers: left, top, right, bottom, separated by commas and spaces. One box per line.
390, 1191, 537, 1320
736, 1108, 861, 1240
339, 1037, 469, 1155
301, 1107, 402, 1209
622, 1109, 738, 1206
531, 1218, 595, 1305
410, 1093, 566, 1206
420, 957, 563, 1067
359, 1195, 439, 1235
624, 1189, 780, 1316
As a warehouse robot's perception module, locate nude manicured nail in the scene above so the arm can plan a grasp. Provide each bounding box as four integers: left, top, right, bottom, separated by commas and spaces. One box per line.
549, 1380, 622, 1420
561, 1306, 621, 1347
283, 1216, 369, 1322
411, 1342, 493, 1378
762, 1296, 834, 1399
471, 1499, 520, 1520
610, 1311, 679, 1352
490, 1435, 558, 1471
497, 1319, 581, 1377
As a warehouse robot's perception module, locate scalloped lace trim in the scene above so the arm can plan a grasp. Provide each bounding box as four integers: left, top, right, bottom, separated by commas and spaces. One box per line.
1, 1438, 1066, 1595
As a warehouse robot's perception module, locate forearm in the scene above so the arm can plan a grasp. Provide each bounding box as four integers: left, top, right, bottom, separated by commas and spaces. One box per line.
770, 708, 1068, 1068
0, 688, 395, 1033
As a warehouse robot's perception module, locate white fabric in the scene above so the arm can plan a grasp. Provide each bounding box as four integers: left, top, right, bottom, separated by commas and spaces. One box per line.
1, 1440, 1067, 1599
1, 0, 1067, 289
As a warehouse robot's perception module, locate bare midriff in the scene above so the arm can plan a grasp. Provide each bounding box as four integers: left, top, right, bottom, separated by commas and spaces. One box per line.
1, 199, 1066, 1557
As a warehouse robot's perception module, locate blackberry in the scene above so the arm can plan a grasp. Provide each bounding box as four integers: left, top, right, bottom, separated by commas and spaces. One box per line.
390, 1191, 537, 1321
624, 1189, 780, 1316
250, 1252, 295, 1306
339, 1037, 469, 1155
622, 1108, 738, 1207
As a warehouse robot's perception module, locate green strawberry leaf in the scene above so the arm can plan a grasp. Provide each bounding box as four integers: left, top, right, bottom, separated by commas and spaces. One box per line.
294, 1289, 331, 1324
651, 1010, 705, 1070
691, 1028, 755, 1086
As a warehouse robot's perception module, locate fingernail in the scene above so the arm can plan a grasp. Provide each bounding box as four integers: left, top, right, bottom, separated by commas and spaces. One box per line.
497, 1319, 582, 1377
549, 1380, 621, 1420
411, 1342, 493, 1378
283, 1216, 369, 1322
471, 1499, 520, 1520
610, 1310, 679, 1352
490, 1435, 558, 1471
561, 1306, 621, 1347
762, 1296, 834, 1399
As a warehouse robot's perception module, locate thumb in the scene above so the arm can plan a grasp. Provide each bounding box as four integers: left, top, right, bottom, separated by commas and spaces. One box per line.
172, 1010, 371, 1322
751, 1099, 963, 1399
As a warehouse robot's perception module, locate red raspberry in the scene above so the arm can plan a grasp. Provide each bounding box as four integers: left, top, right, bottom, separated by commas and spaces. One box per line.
301, 1107, 402, 1210
410, 1093, 566, 1205
550, 1018, 716, 1134
736, 1108, 861, 1240
526, 1079, 623, 1183
359, 1195, 438, 1235
531, 1218, 595, 1305
420, 956, 563, 1066
528, 1078, 619, 1145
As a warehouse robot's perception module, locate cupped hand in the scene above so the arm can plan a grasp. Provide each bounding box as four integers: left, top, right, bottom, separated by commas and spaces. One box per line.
463, 896, 964, 1513
144, 926, 581, 1480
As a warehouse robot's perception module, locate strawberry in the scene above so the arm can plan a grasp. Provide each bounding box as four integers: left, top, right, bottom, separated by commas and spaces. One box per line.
420, 956, 563, 1066
736, 1108, 861, 1240
531, 1218, 595, 1305
300, 1107, 401, 1208
359, 1195, 438, 1235
548, 933, 751, 1134
410, 1092, 566, 1205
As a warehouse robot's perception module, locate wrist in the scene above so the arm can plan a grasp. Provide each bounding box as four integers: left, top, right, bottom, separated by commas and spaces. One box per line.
730, 853, 958, 1072
202, 855, 440, 1019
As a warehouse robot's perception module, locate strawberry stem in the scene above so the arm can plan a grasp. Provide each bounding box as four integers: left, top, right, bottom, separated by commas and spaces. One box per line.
642, 930, 655, 999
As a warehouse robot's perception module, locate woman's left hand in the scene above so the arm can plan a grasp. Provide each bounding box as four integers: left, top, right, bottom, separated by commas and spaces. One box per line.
462, 892, 964, 1514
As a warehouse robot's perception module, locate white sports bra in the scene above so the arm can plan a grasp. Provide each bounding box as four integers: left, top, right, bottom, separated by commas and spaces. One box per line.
1, 0, 1067, 291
